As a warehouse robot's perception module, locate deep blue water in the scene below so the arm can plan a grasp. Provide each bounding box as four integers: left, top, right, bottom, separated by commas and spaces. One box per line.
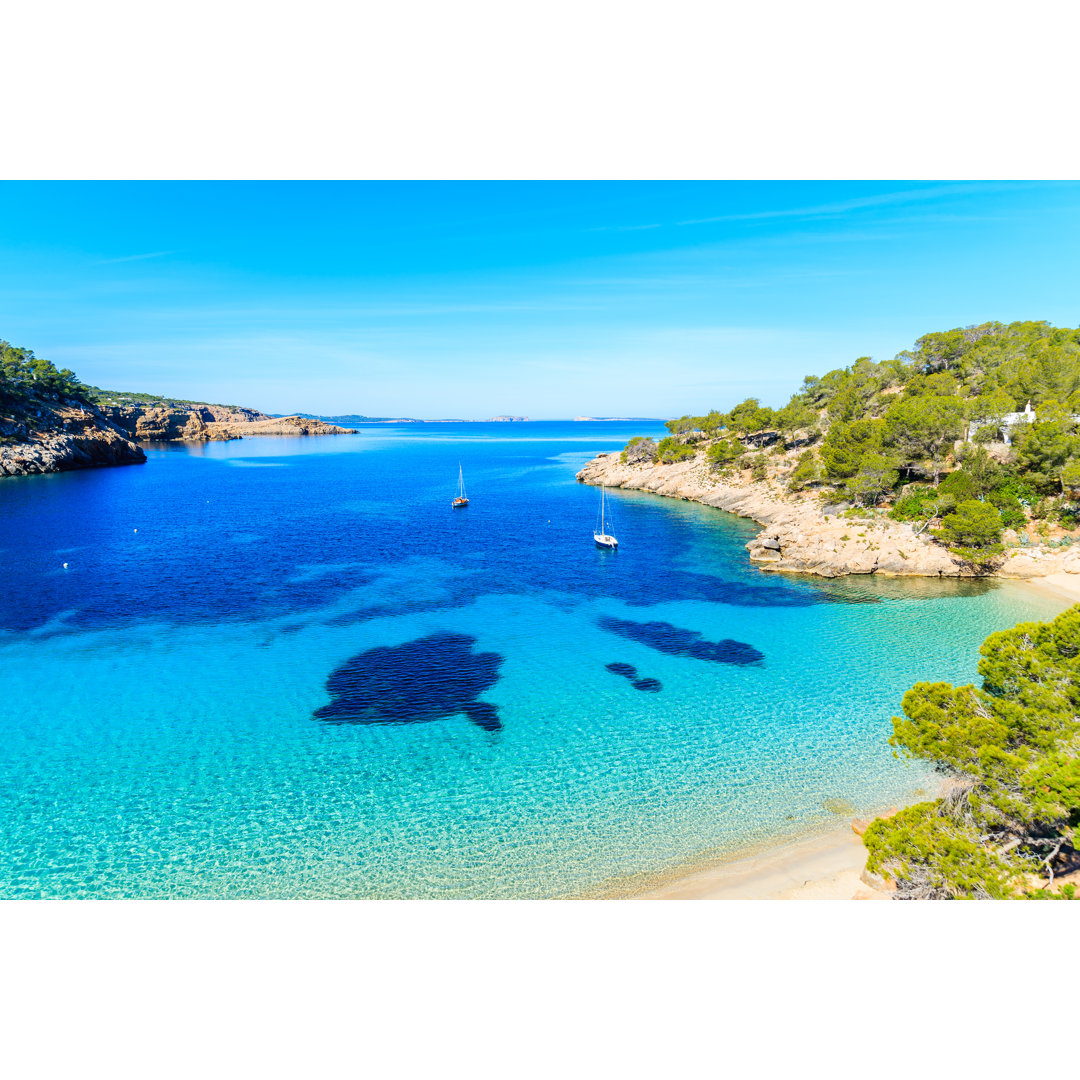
0, 422, 1063, 897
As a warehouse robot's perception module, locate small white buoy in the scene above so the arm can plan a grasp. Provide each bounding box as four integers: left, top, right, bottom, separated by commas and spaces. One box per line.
134, 528, 138, 533
63, 562, 68, 569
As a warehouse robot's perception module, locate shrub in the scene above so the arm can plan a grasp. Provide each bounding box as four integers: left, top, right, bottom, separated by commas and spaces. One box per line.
933, 500, 1005, 563
848, 452, 900, 506
888, 485, 938, 522
706, 437, 743, 469
788, 450, 818, 491
749, 455, 767, 481
937, 469, 977, 502
989, 490, 1027, 531
820, 418, 886, 482
620, 436, 657, 465
655, 436, 696, 464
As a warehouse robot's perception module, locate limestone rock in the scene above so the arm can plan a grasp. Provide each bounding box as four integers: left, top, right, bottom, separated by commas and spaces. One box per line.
573, 447, 1037, 581
0, 403, 146, 478
859, 867, 897, 893
205, 416, 358, 438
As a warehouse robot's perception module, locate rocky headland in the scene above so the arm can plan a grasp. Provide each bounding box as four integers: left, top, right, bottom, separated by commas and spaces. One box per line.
101, 404, 356, 441
0, 402, 146, 477
577, 448, 1080, 581
1, 400, 356, 480
205, 415, 358, 438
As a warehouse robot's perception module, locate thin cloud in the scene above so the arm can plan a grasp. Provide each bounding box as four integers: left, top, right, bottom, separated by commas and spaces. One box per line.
588, 223, 664, 233
674, 182, 1036, 227
95, 250, 175, 264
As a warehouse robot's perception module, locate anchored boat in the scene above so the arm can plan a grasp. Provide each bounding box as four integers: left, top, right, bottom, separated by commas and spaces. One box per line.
593, 485, 618, 549
452, 463, 469, 508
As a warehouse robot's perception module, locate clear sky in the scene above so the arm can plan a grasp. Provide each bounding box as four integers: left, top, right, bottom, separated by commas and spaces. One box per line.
2, 181, 1078, 418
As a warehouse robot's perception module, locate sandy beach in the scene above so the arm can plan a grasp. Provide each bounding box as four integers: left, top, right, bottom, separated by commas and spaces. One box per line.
1023, 572, 1080, 606
633, 826, 885, 900
632, 576, 1080, 901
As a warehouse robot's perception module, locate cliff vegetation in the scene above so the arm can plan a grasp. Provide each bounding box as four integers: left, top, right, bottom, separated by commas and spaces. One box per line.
617, 321, 1080, 570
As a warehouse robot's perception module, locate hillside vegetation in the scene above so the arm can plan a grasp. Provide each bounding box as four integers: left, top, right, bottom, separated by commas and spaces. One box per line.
1, 339, 247, 416
626, 321, 1080, 568
87, 387, 245, 410
1, 339, 88, 414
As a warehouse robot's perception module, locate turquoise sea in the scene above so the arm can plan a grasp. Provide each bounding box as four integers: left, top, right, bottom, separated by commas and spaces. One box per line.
0, 422, 1063, 898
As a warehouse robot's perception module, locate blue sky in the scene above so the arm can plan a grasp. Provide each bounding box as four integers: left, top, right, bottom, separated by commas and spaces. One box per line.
2, 181, 1079, 418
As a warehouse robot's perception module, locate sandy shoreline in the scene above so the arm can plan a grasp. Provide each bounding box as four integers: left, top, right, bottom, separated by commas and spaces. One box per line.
635, 826, 881, 900
620, 582, 1080, 901
1021, 572, 1080, 605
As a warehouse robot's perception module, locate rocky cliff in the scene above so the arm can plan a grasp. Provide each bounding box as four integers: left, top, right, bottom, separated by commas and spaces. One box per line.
100, 402, 270, 441
577, 450, 1080, 581
0, 403, 146, 477
205, 416, 358, 438
99, 404, 355, 442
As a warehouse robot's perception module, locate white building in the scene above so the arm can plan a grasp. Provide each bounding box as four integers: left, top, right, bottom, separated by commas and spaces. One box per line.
966, 401, 1035, 445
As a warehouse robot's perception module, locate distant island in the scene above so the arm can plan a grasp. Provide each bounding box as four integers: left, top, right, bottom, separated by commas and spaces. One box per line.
289, 412, 423, 425
487, 415, 528, 422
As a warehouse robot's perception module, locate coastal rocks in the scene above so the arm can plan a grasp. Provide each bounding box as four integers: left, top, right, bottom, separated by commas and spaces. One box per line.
996, 547, 1080, 579
102, 405, 228, 442
851, 806, 899, 836
823, 798, 857, 815
0, 404, 146, 478
859, 867, 898, 893
102, 404, 359, 442
192, 405, 267, 424
206, 416, 359, 438
576, 450, 968, 580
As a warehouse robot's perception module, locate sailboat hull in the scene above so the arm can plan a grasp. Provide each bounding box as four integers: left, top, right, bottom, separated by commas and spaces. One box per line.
594, 534, 618, 549
452, 498, 469, 508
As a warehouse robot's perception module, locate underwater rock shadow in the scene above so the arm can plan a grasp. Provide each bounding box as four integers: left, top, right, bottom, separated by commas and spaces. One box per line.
604, 661, 663, 693
313, 631, 505, 731
598, 617, 763, 666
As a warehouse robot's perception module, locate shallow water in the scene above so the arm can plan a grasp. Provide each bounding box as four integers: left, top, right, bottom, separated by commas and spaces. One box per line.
0, 422, 1063, 897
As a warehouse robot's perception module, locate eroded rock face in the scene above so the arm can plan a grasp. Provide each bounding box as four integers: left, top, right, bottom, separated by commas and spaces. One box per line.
0, 404, 146, 477
576, 448, 1080, 581
102, 406, 221, 442
205, 416, 359, 438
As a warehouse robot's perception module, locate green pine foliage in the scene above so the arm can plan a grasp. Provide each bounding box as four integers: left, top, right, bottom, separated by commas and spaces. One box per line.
618, 321, 1080, 548
864, 604, 1080, 899
787, 449, 818, 491
654, 436, 696, 464
706, 436, 744, 469
1, 339, 87, 411
932, 501, 1006, 565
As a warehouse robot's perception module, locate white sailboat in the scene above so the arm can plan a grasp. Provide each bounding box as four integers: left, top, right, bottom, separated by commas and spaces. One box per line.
594, 485, 618, 549
452, 463, 469, 507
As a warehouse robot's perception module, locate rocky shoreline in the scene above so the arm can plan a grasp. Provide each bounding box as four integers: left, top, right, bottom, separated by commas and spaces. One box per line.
100, 404, 357, 442
205, 415, 358, 438
577, 450, 1080, 581
0, 402, 146, 477
1, 401, 357, 479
